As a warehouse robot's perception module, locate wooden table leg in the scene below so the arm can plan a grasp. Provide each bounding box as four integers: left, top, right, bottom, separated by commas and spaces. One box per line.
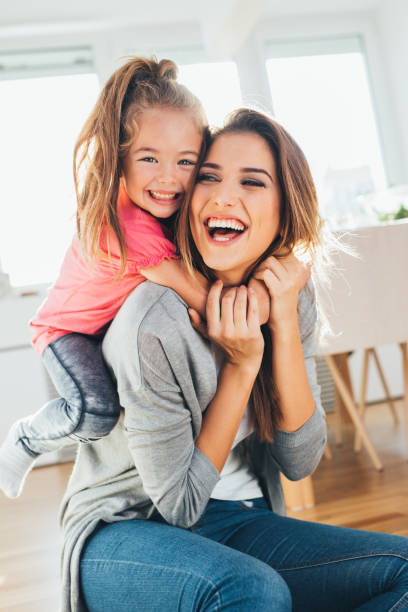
333, 353, 353, 445
372, 348, 399, 424
354, 348, 370, 452
400, 342, 408, 455
325, 354, 383, 471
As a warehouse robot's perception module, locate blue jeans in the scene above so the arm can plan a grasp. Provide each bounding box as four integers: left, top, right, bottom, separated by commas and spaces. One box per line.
17, 333, 120, 457
80, 498, 408, 611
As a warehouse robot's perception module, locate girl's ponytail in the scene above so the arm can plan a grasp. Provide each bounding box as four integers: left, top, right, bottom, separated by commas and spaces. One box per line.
74, 57, 205, 276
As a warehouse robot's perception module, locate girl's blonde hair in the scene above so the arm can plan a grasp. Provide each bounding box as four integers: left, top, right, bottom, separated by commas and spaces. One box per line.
74, 56, 207, 276
177, 108, 324, 442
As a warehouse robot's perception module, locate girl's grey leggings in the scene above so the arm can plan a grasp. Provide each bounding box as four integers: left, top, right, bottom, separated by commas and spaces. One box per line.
17, 332, 120, 457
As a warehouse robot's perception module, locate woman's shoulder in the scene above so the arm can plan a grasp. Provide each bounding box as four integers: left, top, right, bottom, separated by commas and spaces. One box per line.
103, 282, 192, 355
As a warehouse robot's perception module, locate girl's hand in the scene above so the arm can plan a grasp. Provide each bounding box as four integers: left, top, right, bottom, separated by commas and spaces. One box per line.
189, 280, 264, 372
253, 254, 311, 331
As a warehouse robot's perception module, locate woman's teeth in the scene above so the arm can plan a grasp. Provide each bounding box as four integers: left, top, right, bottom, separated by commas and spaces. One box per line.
207, 217, 246, 242
207, 217, 245, 231
149, 190, 179, 201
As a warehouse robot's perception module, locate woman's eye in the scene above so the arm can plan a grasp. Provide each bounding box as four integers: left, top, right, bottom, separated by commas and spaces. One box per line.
178, 159, 196, 166
197, 173, 218, 182
242, 178, 265, 187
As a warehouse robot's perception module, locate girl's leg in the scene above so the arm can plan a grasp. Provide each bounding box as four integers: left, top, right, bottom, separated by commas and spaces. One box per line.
0, 333, 120, 497
80, 519, 292, 612
193, 498, 408, 612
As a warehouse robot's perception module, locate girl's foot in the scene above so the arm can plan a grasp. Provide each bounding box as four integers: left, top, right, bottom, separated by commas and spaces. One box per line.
0, 423, 37, 498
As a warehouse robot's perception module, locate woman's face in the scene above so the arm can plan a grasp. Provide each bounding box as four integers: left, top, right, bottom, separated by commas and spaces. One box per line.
190, 131, 281, 285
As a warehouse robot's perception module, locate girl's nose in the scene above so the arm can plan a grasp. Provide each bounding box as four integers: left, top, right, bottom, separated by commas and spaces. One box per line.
157, 164, 177, 185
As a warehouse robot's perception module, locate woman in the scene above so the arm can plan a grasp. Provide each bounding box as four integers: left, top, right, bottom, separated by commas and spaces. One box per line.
60, 109, 408, 612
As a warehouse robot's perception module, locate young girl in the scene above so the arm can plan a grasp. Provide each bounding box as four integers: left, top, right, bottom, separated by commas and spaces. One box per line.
0, 57, 210, 498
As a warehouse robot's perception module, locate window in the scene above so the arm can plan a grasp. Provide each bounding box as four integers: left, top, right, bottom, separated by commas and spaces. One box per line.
178, 61, 242, 127
0, 48, 99, 287
130, 47, 243, 128
265, 37, 387, 228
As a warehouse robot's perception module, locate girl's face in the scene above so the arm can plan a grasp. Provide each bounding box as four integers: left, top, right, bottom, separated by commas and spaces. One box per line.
190, 131, 281, 285
122, 107, 202, 218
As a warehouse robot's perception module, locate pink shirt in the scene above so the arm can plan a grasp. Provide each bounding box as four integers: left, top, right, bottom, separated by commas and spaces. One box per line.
30, 186, 178, 354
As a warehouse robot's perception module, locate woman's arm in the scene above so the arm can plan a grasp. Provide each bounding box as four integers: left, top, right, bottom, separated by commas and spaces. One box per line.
256, 254, 315, 431
255, 255, 326, 478
194, 282, 264, 472
109, 282, 263, 527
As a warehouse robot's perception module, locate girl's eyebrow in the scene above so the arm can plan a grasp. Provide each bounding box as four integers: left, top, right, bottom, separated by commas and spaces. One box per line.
133, 147, 199, 156
134, 147, 158, 154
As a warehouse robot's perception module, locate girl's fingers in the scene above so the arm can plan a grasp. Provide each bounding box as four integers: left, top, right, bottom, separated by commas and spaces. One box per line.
262, 255, 286, 281
188, 309, 209, 339
262, 268, 281, 295
206, 280, 223, 329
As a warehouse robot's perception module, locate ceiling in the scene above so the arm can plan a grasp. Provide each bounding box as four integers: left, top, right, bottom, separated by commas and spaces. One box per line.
0, 0, 382, 30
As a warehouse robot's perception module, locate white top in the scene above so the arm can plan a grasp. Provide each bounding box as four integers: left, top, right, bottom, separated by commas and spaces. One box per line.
210, 344, 263, 501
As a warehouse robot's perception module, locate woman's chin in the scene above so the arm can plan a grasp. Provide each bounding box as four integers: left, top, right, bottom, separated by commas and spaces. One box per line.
201, 257, 247, 286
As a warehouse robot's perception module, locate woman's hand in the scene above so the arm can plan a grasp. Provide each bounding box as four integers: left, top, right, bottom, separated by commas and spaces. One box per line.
253, 253, 311, 332
189, 280, 264, 373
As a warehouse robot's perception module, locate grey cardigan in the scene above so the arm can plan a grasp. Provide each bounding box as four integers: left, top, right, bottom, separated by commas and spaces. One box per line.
59, 280, 326, 612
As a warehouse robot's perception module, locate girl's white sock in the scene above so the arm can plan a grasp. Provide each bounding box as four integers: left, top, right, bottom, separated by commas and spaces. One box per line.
0, 424, 37, 498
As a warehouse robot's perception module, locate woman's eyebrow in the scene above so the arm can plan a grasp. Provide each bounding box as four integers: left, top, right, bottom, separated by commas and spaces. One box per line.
241, 167, 273, 182
201, 162, 220, 169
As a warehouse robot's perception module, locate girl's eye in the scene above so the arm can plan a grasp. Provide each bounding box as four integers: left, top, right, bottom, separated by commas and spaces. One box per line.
242, 178, 265, 187
178, 159, 196, 166
140, 157, 158, 163
197, 173, 218, 183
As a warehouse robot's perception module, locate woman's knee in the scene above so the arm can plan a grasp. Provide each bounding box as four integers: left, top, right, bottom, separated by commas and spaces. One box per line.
206, 556, 291, 611
241, 565, 291, 611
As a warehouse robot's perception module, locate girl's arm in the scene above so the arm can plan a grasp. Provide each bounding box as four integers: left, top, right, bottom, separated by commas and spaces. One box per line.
140, 258, 209, 318
141, 259, 271, 324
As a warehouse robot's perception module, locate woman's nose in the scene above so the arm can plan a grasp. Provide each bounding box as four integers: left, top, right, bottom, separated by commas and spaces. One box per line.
212, 185, 238, 208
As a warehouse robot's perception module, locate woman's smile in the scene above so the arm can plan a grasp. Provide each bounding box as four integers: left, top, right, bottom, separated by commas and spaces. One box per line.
205, 214, 248, 243
190, 131, 281, 285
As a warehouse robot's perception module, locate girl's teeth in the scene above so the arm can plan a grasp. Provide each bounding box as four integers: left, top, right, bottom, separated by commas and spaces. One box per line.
150, 191, 178, 200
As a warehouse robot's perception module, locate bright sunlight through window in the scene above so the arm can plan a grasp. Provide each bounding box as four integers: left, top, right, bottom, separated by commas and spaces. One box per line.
266, 49, 387, 228
178, 62, 242, 128
0, 73, 99, 287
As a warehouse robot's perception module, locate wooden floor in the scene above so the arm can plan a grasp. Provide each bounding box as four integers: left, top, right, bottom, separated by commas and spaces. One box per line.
1, 400, 408, 611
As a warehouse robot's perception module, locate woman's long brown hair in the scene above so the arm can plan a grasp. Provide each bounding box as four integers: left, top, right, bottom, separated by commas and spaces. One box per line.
177, 108, 323, 442
74, 57, 206, 276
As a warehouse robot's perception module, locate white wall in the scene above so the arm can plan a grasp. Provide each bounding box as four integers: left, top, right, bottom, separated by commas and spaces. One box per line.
375, 0, 408, 181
